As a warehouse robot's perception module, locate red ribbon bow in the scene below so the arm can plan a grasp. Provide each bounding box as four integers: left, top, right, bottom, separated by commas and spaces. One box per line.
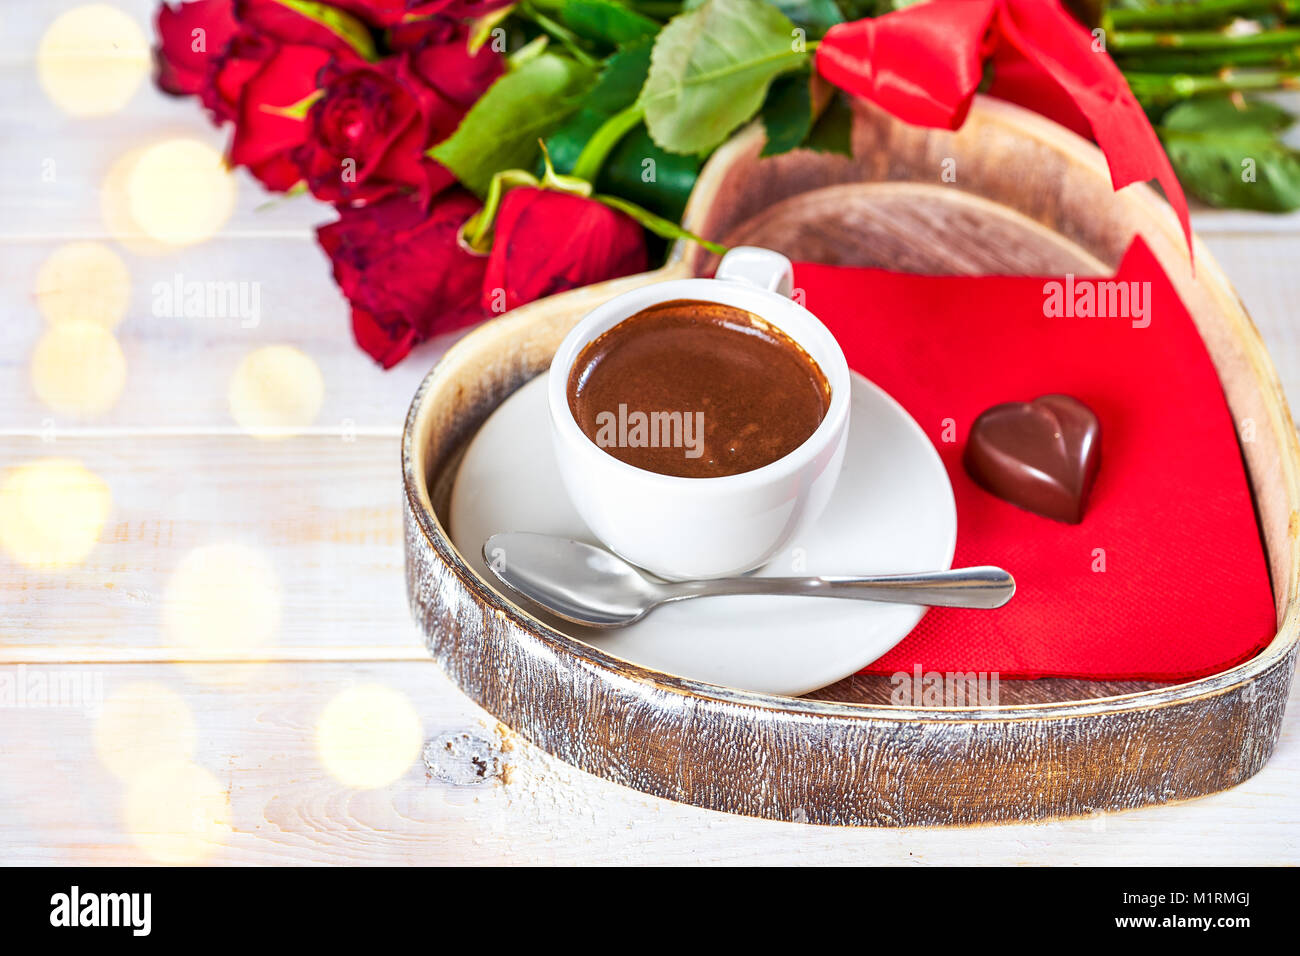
816, 0, 1192, 258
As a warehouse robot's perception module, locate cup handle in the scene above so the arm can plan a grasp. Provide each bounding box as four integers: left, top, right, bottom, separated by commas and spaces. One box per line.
715, 246, 794, 298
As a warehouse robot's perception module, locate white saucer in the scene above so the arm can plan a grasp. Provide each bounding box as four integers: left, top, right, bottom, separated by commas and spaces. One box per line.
449, 371, 957, 696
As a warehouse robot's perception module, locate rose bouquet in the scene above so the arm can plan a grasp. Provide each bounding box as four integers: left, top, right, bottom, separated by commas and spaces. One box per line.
153, 0, 1196, 368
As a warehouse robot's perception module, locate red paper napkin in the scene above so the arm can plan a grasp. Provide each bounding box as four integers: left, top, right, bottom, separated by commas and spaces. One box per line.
794, 237, 1275, 681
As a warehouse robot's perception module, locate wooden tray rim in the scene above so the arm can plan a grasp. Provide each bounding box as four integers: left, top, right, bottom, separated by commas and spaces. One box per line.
402, 96, 1300, 724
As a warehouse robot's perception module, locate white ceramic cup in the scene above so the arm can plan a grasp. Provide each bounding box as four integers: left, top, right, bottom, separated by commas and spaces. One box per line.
547, 247, 851, 580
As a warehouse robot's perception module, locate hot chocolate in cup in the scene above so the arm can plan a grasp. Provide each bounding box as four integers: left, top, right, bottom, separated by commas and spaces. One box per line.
547, 246, 851, 580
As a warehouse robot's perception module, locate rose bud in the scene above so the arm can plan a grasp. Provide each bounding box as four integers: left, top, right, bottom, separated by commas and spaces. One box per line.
317, 192, 488, 368
153, 0, 239, 100
483, 188, 647, 314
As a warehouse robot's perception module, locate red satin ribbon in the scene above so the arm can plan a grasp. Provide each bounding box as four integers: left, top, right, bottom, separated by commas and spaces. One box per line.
816, 0, 1193, 258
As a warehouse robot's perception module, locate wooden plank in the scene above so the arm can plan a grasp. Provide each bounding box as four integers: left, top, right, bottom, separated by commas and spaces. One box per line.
0, 73, 323, 239
0, 433, 427, 658
0, 234, 1293, 435
1200, 235, 1300, 398
0, 659, 1296, 864
0, 235, 467, 432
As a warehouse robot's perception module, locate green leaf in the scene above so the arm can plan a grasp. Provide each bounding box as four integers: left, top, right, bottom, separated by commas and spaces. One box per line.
520, 3, 601, 67
595, 193, 726, 254
639, 0, 809, 155
545, 40, 702, 217
760, 71, 813, 157
598, 125, 700, 222
1162, 95, 1294, 136
1159, 96, 1300, 212
430, 53, 596, 196
556, 0, 661, 46
546, 41, 653, 175
273, 0, 378, 61
805, 90, 854, 156
583, 41, 656, 112
770, 0, 844, 38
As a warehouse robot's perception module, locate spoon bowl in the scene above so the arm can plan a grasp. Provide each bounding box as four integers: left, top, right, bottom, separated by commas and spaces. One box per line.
484, 533, 663, 626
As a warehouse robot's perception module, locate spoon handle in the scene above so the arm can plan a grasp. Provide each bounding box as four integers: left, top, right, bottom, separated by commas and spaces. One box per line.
667, 566, 1016, 610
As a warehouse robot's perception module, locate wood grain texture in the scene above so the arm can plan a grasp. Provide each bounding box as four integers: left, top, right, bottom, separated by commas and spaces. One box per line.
402, 98, 1300, 826
0, 434, 424, 659
1, 659, 1297, 865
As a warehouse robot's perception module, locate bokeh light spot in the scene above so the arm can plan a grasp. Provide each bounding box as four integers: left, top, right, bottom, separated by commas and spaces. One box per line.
123, 761, 233, 864
38, 4, 149, 117
0, 458, 111, 568
162, 543, 281, 660
35, 241, 131, 328
94, 682, 197, 781
101, 147, 166, 255
228, 346, 325, 439
30, 320, 127, 417
316, 684, 423, 789
126, 139, 236, 246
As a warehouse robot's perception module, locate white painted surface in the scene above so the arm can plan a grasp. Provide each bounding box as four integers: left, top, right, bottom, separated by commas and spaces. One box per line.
0, 0, 1296, 864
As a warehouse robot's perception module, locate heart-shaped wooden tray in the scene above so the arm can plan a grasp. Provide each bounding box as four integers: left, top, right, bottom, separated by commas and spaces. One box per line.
402, 97, 1299, 826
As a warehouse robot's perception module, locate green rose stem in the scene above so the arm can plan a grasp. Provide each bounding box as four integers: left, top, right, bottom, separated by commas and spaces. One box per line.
1106, 0, 1300, 32
595, 193, 726, 255
1109, 27, 1300, 54
571, 104, 646, 183
1126, 68, 1300, 106
1114, 45, 1300, 73
519, 3, 599, 68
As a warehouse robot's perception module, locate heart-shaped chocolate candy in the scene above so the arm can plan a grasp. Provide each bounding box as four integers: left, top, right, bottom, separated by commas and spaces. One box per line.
963, 394, 1101, 524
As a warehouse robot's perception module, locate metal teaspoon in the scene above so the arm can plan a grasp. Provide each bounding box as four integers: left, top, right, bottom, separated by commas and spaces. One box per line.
482, 532, 1015, 628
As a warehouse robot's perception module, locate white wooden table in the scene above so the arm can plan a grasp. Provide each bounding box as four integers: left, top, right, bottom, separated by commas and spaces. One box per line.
2, 0, 1297, 865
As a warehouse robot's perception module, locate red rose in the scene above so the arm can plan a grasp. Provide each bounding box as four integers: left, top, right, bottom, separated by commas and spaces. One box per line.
397, 16, 504, 108
403, 0, 516, 19
154, 0, 239, 99
227, 39, 337, 191
295, 55, 449, 205
234, 0, 372, 49
330, 0, 413, 25
317, 192, 488, 368
294, 22, 499, 206
483, 189, 647, 314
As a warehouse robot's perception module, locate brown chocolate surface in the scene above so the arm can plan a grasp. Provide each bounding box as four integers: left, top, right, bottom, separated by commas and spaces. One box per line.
963, 394, 1101, 524
567, 299, 830, 478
